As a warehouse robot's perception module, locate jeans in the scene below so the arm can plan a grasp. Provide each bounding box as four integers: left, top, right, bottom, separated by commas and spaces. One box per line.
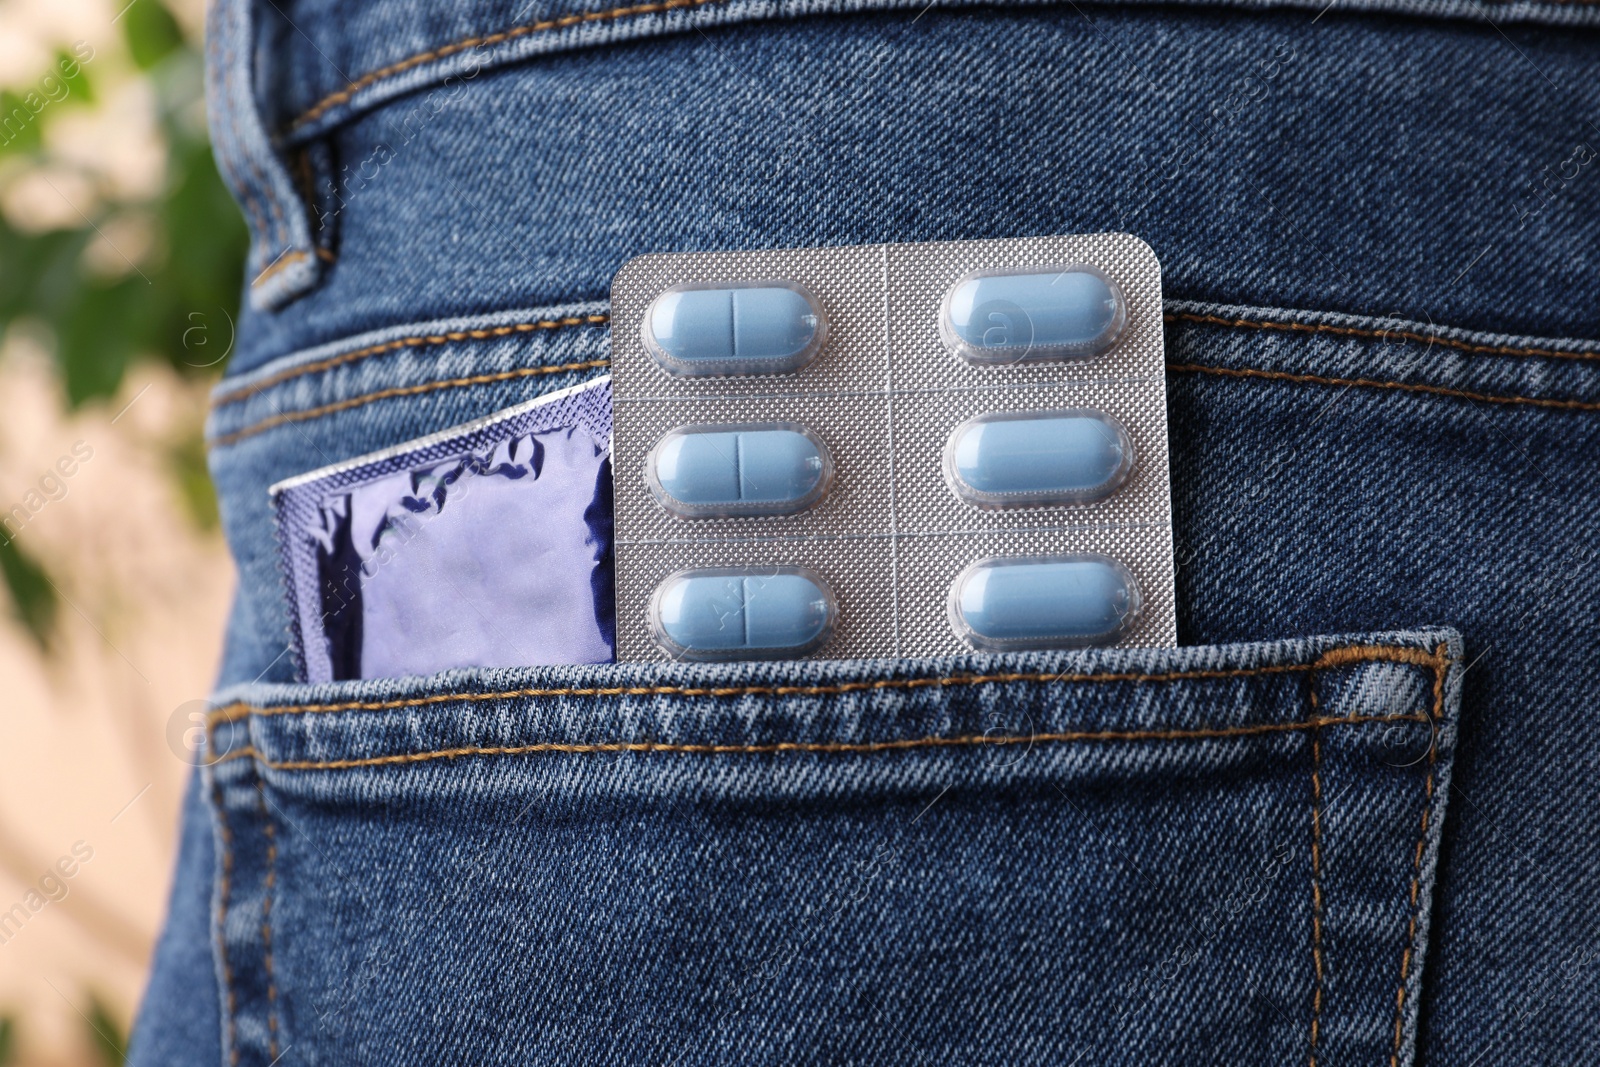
130, 0, 1600, 1063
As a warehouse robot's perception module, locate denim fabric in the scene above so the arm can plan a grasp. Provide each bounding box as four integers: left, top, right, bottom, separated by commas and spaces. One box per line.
200, 630, 1459, 1066
205, 0, 322, 307
131, 2, 1600, 1065
259, 0, 1600, 154
129, 771, 223, 1066
227, 7, 1600, 364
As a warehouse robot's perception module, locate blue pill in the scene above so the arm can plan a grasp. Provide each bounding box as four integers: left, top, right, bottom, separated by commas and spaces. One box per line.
645, 284, 825, 375
651, 427, 830, 517
942, 268, 1125, 363
952, 556, 1140, 649
947, 411, 1132, 507
653, 569, 835, 658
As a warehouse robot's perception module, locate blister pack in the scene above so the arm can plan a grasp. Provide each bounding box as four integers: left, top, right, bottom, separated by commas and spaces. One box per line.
608, 233, 1176, 662
271, 378, 615, 682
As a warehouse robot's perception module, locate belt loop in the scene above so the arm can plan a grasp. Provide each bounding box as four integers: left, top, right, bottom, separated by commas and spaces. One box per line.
206, 0, 325, 311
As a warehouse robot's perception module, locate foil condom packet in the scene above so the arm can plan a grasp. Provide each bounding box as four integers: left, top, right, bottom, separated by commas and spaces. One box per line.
270, 377, 614, 683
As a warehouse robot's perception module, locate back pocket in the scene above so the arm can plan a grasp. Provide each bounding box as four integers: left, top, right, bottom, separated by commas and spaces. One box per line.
203, 628, 1459, 1067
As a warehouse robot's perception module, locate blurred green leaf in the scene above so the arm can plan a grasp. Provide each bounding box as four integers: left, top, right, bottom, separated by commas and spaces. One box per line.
0, 31, 248, 407
0, 223, 87, 322
0, 1015, 15, 1066
56, 276, 154, 405
168, 428, 219, 530
158, 135, 249, 342
0, 91, 44, 156
54, 49, 95, 106
85, 994, 126, 1067
122, 0, 184, 71
0, 534, 57, 647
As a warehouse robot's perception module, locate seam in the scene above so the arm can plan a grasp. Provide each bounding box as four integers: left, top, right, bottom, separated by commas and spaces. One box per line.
219, 0, 288, 257
290, 0, 733, 131
211, 774, 240, 1067
208, 358, 611, 447
1168, 363, 1600, 413
207, 644, 1445, 725
241, 167, 289, 270
251, 249, 308, 288
256, 781, 280, 1063
211, 315, 610, 408
1165, 311, 1600, 363
1389, 643, 1447, 1067
212, 8, 277, 265
289, 0, 1600, 134
211, 352, 1600, 450
216, 711, 1427, 771
1308, 671, 1325, 1067
292, 147, 317, 233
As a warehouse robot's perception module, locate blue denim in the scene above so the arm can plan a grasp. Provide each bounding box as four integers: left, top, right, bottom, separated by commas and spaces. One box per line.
199, 632, 1460, 1066
134, 0, 1600, 1064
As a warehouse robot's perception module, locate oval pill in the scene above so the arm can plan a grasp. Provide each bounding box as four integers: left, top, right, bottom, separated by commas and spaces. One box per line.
644, 283, 825, 376
941, 267, 1125, 364
950, 556, 1141, 649
946, 410, 1132, 508
652, 568, 836, 659
650, 426, 831, 517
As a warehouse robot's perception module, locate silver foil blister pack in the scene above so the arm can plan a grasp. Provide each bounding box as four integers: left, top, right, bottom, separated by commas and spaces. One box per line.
609, 233, 1175, 661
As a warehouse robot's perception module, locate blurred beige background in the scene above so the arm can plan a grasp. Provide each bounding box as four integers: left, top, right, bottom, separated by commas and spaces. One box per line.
0, 0, 236, 1063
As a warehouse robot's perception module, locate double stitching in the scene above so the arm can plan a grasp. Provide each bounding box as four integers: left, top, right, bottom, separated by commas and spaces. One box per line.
210, 2, 277, 274
207, 645, 1444, 726
205, 644, 1450, 774
1308, 671, 1327, 1067
250, 249, 308, 289
1389, 644, 1448, 1067
209, 641, 1452, 1065
254, 781, 280, 1063
1165, 311, 1600, 363
206, 312, 1600, 449
210, 315, 610, 408
1300, 643, 1448, 1067
218, 0, 292, 277
214, 711, 1427, 772
289, 0, 733, 131
1171, 362, 1600, 413
208, 358, 611, 447
289, 0, 1600, 132
211, 760, 282, 1067
211, 773, 240, 1067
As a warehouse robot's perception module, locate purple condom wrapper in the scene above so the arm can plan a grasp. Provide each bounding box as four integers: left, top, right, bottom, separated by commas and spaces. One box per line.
270, 377, 614, 683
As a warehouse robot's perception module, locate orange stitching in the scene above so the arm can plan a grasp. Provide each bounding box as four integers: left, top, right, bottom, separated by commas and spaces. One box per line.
212, 774, 240, 1067
1315, 645, 1439, 670
214, 7, 280, 257
291, 0, 732, 130
1167, 363, 1600, 413
211, 315, 610, 408
1308, 672, 1326, 1067
211, 663, 1310, 722
251, 249, 308, 288
1389, 644, 1448, 1067
217, 154, 272, 266
218, 711, 1426, 771
242, 159, 288, 262
206, 644, 1448, 724
1165, 311, 1600, 362
255, 781, 280, 1062
208, 358, 611, 447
